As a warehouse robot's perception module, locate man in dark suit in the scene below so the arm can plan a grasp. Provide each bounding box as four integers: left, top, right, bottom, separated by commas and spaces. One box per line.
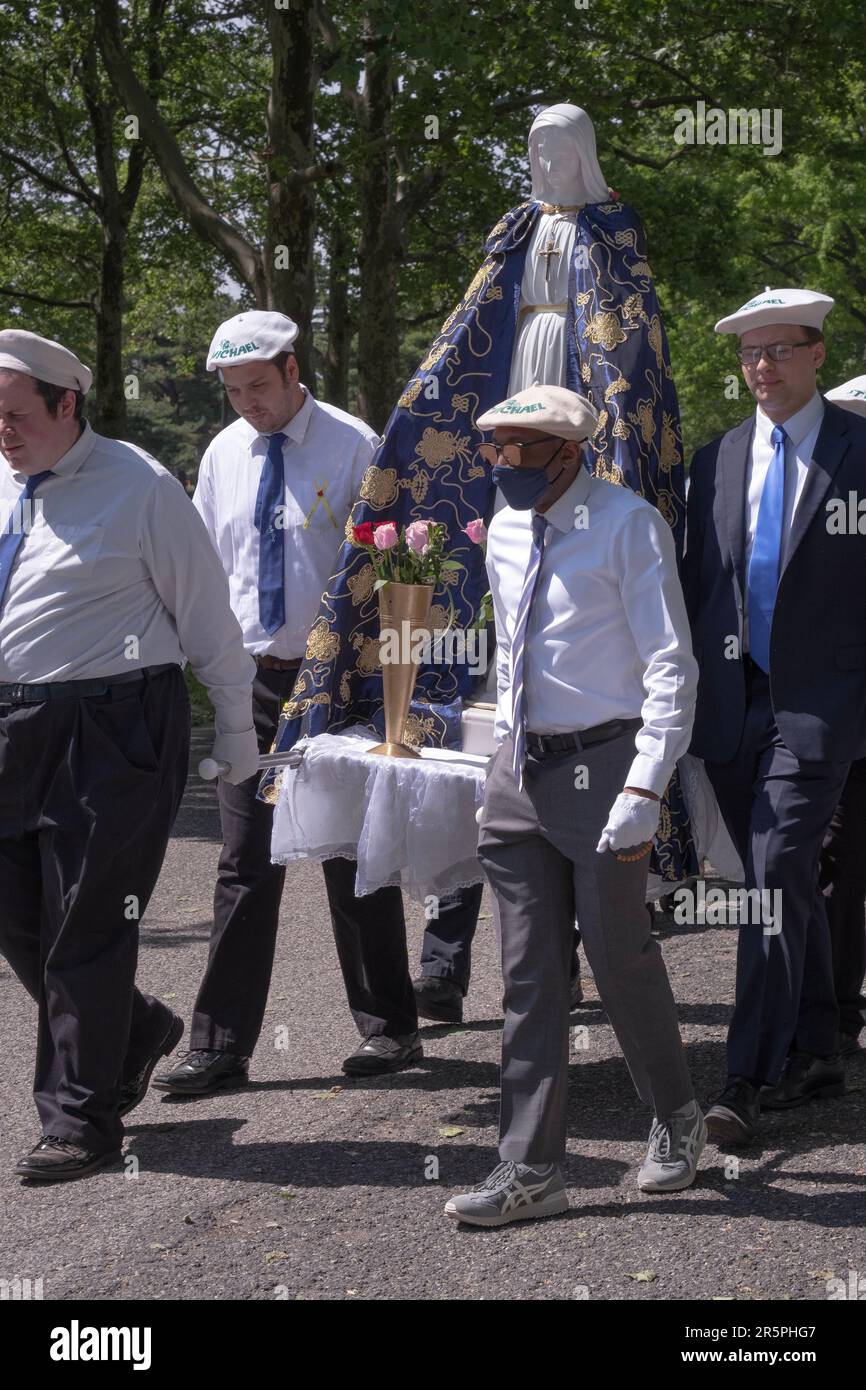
683, 287, 866, 1144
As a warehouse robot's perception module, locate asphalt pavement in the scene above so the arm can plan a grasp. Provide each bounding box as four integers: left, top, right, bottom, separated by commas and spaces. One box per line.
1, 730, 864, 1302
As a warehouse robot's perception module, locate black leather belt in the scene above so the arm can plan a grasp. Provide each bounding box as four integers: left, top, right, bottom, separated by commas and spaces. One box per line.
255, 655, 301, 672
0, 663, 179, 705
525, 717, 642, 759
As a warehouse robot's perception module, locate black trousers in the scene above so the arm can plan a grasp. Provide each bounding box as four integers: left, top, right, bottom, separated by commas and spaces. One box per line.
705, 666, 849, 1085
820, 756, 866, 1038
0, 667, 190, 1152
190, 666, 294, 1054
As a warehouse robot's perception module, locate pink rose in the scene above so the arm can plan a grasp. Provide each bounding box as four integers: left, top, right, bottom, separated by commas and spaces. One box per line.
463, 518, 487, 545
373, 522, 399, 550
405, 520, 431, 554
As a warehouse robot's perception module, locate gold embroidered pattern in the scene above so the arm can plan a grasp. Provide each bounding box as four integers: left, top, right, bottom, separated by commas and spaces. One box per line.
612, 418, 629, 440
584, 311, 627, 351
339, 670, 352, 704
647, 315, 664, 370
660, 414, 681, 473
419, 341, 450, 373
604, 374, 629, 402
359, 464, 399, 508
451, 393, 471, 414
352, 633, 381, 674
656, 491, 675, 527
415, 428, 471, 469
404, 712, 435, 747
593, 454, 624, 486
398, 378, 423, 408
488, 219, 509, 238
305, 621, 341, 662
593, 408, 609, 437
408, 471, 431, 504
630, 401, 657, 448
347, 563, 376, 606
284, 692, 330, 719
580, 361, 592, 384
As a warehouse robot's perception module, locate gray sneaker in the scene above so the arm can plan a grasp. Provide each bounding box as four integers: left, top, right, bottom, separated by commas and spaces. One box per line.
637, 1099, 706, 1192
444, 1160, 568, 1227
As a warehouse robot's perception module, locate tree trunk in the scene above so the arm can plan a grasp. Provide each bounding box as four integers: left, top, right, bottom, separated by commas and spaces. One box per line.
323, 219, 351, 410
355, 19, 400, 433
92, 225, 128, 436
265, 0, 318, 391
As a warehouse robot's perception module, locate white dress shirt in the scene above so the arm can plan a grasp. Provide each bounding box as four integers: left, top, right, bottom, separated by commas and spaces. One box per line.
486, 467, 698, 796
743, 390, 824, 649
193, 388, 378, 658
0, 422, 255, 733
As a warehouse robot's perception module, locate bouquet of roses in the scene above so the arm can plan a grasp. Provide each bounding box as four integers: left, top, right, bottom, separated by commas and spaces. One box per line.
351, 518, 462, 592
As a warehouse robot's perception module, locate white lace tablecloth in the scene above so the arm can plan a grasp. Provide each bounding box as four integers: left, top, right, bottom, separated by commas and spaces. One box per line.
270, 732, 743, 905
271, 731, 489, 902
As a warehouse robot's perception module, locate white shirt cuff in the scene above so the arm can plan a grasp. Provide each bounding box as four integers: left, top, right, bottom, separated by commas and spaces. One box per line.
624, 752, 671, 799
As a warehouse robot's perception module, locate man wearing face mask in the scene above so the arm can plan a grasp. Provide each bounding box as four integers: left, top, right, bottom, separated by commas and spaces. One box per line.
445, 386, 702, 1228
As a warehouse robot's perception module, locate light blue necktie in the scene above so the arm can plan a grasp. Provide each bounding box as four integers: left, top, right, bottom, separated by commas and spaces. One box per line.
747, 424, 787, 673
510, 512, 549, 790
255, 432, 287, 635
0, 470, 52, 612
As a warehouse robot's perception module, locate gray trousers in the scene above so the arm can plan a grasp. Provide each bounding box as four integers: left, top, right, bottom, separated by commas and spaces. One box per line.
478, 732, 693, 1165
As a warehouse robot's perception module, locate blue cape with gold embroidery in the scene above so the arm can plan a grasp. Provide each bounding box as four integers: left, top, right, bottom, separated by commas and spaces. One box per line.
265, 197, 696, 882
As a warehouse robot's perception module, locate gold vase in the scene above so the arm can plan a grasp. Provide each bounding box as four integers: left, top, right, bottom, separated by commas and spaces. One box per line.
369, 580, 433, 759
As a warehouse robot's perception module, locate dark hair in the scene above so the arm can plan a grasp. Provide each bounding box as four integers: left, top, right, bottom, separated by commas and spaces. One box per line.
801, 326, 824, 345
34, 376, 86, 421
269, 350, 296, 378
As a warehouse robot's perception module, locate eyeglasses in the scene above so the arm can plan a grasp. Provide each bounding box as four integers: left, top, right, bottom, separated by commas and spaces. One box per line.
735, 342, 813, 366
478, 434, 564, 467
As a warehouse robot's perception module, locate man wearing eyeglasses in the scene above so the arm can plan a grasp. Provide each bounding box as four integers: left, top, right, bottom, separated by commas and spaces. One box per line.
445, 385, 703, 1227
684, 287, 866, 1145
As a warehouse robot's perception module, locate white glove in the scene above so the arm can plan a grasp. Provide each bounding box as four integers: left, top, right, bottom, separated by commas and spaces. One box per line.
596, 791, 660, 855
210, 727, 260, 785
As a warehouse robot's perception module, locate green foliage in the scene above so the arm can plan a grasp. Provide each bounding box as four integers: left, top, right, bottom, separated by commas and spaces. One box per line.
1, 0, 864, 470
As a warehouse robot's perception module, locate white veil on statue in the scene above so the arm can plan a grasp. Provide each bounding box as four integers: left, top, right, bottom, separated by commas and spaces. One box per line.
528, 103, 610, 206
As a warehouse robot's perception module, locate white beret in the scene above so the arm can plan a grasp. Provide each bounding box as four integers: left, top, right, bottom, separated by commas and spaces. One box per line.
715, 287, 834, 336
826, 375, 866, 418
0, 328, 92, 392
207, 310, 298, 371
476, 385, 598, 442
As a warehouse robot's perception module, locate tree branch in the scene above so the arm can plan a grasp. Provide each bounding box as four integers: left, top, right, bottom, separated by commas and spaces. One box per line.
95, 0, 265, 301
0, 285, 94, 310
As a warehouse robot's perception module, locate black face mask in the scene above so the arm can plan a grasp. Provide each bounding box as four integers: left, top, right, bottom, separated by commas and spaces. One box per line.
492, 441, 566, 509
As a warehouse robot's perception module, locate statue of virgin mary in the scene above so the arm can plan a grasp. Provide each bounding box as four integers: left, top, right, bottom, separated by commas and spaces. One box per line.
265, 102, 696, 884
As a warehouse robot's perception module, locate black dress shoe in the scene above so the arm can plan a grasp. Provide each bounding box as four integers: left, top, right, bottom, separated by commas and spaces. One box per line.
342, 1032, 423, 1076
705, 1076, 761, 1145
118, 1011, 185, 1117
16, 1137, 122, 1183
413, 975, 463, 1024
151, 1049, 249, 1096
761, 1052, 845, 1110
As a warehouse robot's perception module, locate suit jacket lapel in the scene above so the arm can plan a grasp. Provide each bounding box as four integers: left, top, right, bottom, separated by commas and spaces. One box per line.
781, 400, 851, 577
718, 416, 754, 596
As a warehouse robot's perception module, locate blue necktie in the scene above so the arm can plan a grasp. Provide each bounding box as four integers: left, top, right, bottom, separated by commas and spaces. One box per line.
255, 432, 287, 635
510, 513, 549, 790
747, 424, 787, 673
0, 470, 53, 612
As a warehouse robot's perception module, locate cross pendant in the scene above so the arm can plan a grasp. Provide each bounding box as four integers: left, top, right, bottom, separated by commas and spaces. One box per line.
539, 237, 561, 284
